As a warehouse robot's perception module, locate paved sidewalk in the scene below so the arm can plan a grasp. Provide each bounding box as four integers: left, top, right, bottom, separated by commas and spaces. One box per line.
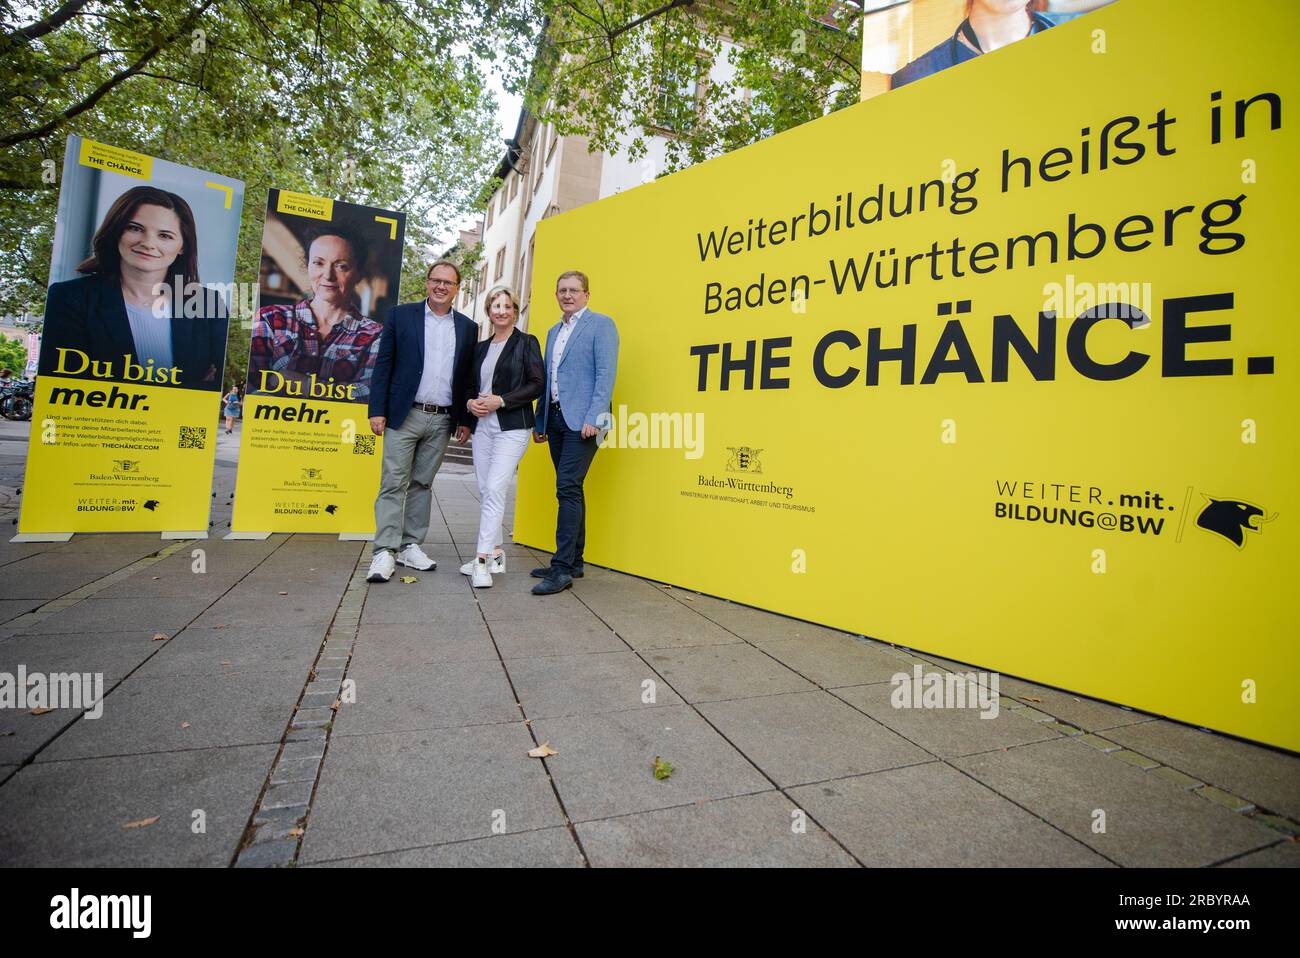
0, 421, 1296, 867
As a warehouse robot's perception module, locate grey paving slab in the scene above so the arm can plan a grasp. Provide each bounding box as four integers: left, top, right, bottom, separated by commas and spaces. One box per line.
132, 626, 324, 678
38, 669, 304, 760
578, 791, 859, 867
598, 602, 745, 651
358, 591, 479, 625
489, 612, 626, 659
334, 659, 519, 736
349, 621, 498, 668
0, 542, 64, 569
1219, 841, 1300, 867
0, 744, 277, 866
0, 706, 82, 765
52, 534, 174, 556
193, 593, 337, 630
0, 553, 137, 600
832, 683, 1062, 758
997, 674, 1156, 732
789, 762, 1110, 867
0, 599, 41, 624
473, 590, 588, 619
952, 737, 1281, 867
0, 628, 164, 680
1099, 721, 1300, 821
9, 596, 208, 635
533, 705, 770, 822
299, 724, 565, 862
508, 650, 682, 719
0, 764, 16, 785
0, 631, 168, 763
98, 571, 245, 599
642, 644, 815, 702
685, 598, 850, 648
758, 634, 918, 688
307, 827, 584, 867
698, 691, 932, 787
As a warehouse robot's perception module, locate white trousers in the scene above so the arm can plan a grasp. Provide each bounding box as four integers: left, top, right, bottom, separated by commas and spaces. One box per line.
471, 413, 531, 555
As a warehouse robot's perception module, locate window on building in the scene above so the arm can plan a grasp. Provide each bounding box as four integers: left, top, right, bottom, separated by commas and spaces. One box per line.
493, 246, 506, 282
509, 173, 519, 201
485, 200, 494, 228
499, 187, 509, 214
547, 124, 559, 164
655, 57, 702, 133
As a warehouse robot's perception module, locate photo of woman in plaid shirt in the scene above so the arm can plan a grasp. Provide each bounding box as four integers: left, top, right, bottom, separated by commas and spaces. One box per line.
247, 225, 384, 401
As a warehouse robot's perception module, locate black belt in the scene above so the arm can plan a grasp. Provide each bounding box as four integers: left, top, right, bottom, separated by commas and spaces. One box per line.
412, 402, 452, 414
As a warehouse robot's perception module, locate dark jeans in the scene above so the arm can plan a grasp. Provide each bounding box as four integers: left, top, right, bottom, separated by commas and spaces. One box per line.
547, 409, 599, 574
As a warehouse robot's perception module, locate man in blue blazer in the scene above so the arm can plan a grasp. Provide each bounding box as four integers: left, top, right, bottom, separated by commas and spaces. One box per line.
366, 260, 476, 583
530, 270, 619, 595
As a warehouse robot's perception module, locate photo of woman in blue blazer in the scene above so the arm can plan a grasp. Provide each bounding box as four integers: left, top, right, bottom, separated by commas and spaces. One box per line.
38, 184, 228, 390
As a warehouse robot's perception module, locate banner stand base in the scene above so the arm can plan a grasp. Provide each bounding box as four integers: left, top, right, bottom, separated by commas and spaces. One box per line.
162, 530, 207, 540
338, 533, 373, 542
9, 532, 74, 543
224, 531, 271, 541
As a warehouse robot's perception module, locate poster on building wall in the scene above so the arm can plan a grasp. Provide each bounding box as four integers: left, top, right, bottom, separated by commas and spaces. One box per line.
230, 189, 405, 535
17, 135, 244, 537
516, 0, 1299, 750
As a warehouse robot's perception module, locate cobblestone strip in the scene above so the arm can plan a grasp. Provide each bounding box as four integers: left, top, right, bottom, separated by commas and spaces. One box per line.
0, 538, 194, 635
233, 552, 368, 867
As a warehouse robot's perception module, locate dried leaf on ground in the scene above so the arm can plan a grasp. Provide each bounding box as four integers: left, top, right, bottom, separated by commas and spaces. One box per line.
399, 576, 418, 584
527, 742, 558, 758
653, 756, 674, 780
1023, 696, 1043, 703
29, 707, 52, 715
151, 633, 169, 641
288, 827, 305, 838
278, 591, 288, 596
123, 816, 160, 830
180, 722, 191, 729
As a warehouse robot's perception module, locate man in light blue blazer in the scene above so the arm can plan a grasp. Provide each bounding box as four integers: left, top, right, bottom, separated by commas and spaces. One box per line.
531, 270, 619, 595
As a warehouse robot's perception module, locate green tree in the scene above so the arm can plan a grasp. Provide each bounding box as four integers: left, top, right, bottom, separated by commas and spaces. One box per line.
527, 1, 864, 173
0, 333, 28, 375
0, 0, 541, 361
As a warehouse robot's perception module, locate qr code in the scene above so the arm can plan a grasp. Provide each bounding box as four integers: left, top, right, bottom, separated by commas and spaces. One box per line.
353, 434, 376, 456
178, 425, 207, 449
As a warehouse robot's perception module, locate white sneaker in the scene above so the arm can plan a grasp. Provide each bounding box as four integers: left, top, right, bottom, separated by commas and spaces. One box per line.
471, 558, 493, 588
461, 554, 506, 575
396, 543, 436, 571
366, 550, 395, 583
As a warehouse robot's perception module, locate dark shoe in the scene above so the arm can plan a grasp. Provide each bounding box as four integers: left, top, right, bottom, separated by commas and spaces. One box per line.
531, 565, 583, 578
531, 572, 573, 595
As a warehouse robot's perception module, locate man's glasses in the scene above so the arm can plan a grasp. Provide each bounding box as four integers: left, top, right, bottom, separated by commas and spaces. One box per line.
428, 279, 459, 288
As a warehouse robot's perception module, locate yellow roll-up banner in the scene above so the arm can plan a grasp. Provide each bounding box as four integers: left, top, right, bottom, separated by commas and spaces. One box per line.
230, 190, 405, 535
514, 0, 1299, 750
20, 136, 244, 535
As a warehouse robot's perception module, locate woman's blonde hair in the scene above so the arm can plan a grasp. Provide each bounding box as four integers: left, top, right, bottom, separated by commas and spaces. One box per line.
482, 283, 521, 321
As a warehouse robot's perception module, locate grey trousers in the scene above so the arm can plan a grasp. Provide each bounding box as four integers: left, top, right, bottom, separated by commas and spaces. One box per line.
373, 409, 452, 554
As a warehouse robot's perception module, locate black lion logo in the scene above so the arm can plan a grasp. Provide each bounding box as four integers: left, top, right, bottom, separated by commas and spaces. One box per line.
1196, 497, 1273, 548
143, 500, 160, 511
324, 504, 338, 515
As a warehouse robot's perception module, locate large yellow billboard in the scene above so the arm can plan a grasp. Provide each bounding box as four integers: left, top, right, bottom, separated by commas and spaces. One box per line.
515, 0, 1299, 751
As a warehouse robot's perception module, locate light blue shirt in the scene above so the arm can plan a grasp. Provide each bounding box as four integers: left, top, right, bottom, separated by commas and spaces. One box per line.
125, 301, 173, 371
